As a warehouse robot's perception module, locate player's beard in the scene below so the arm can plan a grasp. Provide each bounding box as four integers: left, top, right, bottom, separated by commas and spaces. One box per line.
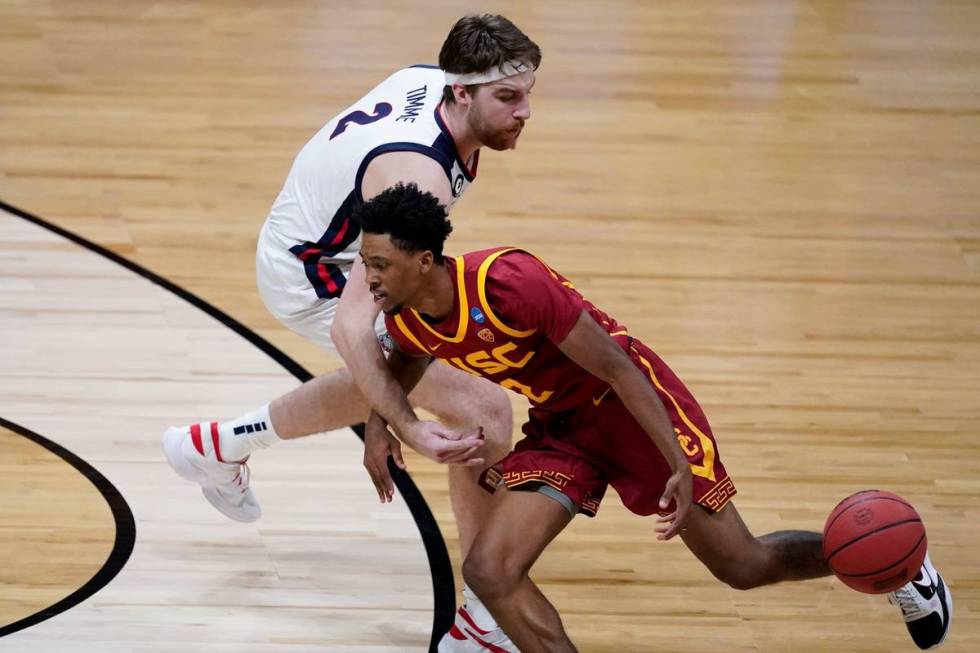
469, 105, 522, 151
382, 303, 404, 316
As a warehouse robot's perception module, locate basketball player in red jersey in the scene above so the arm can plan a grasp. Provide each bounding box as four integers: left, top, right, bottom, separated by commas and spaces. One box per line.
355, 183, 953, 652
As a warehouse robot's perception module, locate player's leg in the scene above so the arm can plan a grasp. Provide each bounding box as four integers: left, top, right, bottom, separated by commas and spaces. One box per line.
400, 362, 517, 652
161, 272, 371, 522
232, 364, 516, 652
461, 487, 577, 653
175, 355, 509, 462
163, 361, 509, 514
268, 367, 369, 440
678, 501, 828, 590
679, 501, 952, 649
625, 342, 949, 648
161, 367, 368, 522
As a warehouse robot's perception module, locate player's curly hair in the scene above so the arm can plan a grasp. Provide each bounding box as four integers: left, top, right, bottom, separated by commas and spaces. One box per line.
440, 14, 541, 105
354, 183, 453, 263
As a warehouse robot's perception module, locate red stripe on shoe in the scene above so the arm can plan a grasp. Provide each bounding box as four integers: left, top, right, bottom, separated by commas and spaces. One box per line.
210, 421, 226, 463
448, 625, 467, 641
463, 628, 511, 653
457, 606, 493, 636
190, 423, 204, 456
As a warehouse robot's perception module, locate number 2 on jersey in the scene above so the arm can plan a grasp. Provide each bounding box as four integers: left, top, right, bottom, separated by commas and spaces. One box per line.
329, 102, 393, 140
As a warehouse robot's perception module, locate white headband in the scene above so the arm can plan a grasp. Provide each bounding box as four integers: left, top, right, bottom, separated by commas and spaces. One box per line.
444, 60, 532, 86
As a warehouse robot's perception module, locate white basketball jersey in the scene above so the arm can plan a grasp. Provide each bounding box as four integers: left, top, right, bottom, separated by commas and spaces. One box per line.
262, 65, 478, 301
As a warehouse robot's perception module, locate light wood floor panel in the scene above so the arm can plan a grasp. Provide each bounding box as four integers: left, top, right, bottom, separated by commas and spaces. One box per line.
2, 1, 978, 651
0, 426, 115, 628
0, 213, 433, 651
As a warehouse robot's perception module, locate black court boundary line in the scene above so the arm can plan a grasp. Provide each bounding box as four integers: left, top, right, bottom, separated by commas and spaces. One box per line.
0, 199, 455, 652
0, 416, 137, 638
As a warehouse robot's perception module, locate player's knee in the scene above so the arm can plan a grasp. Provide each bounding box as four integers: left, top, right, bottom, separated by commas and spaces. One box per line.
462, 548, 523, 601
717, 570, 760, 591
461, 550, 498, 597
480, 391, 513, 448
707, 557, 767, 591
449, 386, 512, 462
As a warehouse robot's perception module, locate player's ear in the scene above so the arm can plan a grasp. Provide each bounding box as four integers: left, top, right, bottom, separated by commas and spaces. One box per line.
452, 82, 470, 107
418, 250, 434, 272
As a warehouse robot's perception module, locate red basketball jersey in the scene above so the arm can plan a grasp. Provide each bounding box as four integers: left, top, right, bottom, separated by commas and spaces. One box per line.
387, 247, 736, 515
385, 247, 631, 413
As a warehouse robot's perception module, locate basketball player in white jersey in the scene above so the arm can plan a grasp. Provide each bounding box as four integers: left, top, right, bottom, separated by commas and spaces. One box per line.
163, 14, 538, 652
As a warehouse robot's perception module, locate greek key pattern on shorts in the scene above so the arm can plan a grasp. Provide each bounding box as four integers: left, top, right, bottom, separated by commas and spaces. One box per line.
502, 470, 602, 515
698, 476, 737, 512
503, 470, 573, 500
580, 495, 601, 515
503, 470, 571, 490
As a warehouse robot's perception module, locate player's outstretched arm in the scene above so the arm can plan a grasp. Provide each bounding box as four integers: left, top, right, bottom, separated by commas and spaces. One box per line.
347, 152, 479, 498
379, 347, 486, 463
334, 150, 455, 432
556, 311, 694, 539
331, 258, 419, 432
363, 346, 486, 502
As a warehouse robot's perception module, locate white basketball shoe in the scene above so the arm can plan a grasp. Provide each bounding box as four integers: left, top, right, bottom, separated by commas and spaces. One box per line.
162, 422, 261, 522
437, 586, 519, 652
888, 552, 952, 649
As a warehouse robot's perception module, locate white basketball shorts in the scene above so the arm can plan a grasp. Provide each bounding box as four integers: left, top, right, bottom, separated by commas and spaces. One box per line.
255, 221, 387, 354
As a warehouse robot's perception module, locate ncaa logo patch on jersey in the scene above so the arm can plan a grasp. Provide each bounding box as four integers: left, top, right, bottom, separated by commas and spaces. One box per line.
470, 307, 486, 324
453, 174, 464, 196
477, 328, 495, 343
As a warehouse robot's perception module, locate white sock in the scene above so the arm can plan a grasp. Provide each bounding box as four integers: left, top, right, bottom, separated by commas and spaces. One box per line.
217, 403, 281, 461
462, 584, 500, 631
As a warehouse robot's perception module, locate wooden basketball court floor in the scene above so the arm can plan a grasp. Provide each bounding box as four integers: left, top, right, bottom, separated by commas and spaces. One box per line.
1, 1, 978, 651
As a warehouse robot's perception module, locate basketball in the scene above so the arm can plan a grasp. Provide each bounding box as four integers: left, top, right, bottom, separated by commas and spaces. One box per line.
823, 490, 927, 594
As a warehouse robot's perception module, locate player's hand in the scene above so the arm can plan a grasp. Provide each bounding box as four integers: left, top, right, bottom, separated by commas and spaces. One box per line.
363, 416, 406, 503
402, 420, 486, 467
654, 465, 693, 540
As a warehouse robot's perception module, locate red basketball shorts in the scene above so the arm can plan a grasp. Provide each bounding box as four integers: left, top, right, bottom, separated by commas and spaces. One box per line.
487, 340, 737, 517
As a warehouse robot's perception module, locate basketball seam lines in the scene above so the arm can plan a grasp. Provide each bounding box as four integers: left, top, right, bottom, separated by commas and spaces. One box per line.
837, 532, 928, 578
824, 494, 915, 532
826, 518, 923, 563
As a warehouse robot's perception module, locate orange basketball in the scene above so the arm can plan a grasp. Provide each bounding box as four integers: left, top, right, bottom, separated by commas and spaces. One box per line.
823, 490, 927, 594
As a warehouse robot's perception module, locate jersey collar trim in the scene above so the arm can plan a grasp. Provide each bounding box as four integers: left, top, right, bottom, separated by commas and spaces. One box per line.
392, 313, 431, 355
434, 104, 478, 181
410, 256, 469, 343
